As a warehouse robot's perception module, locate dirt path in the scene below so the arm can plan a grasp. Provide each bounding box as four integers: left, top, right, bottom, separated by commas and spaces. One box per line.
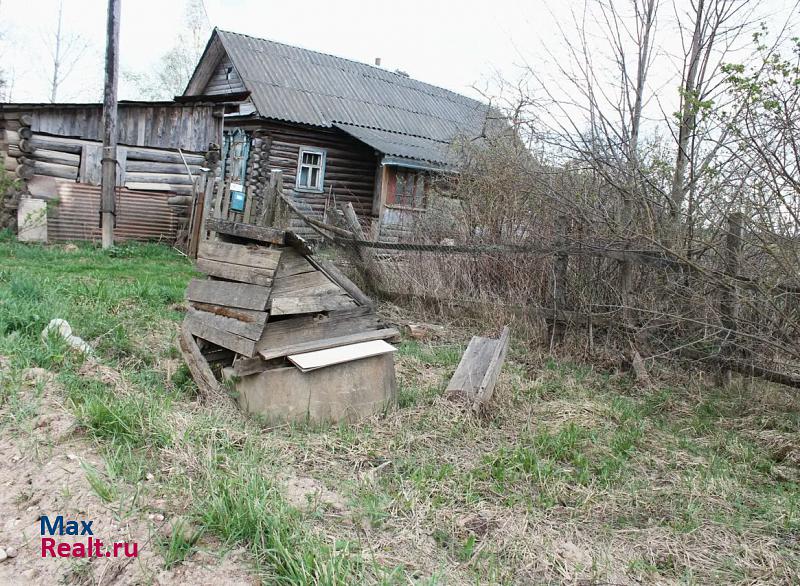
0, 367, 256, 586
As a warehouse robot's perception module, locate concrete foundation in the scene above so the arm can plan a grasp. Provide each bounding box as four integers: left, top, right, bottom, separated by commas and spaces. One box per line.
228, 353, 397, 423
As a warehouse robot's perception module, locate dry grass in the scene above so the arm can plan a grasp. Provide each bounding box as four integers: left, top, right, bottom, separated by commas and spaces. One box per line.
1, 242, 798, 584
252, 305, 800, 584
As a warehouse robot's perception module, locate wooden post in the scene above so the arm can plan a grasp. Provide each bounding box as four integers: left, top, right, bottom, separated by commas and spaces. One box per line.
549, 214, 569, 347
187, 170, 211, 258
340, 202, 383, 292
270, 170, 288, 229
260, 168, 281, 227
100, 0, 121, 249
719, 212, 742, 386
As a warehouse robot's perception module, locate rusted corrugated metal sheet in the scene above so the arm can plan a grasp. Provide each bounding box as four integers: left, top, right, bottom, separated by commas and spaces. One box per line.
47, 180, 177, 243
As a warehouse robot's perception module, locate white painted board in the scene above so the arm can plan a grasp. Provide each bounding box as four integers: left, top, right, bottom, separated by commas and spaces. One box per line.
288, 340, 396, 372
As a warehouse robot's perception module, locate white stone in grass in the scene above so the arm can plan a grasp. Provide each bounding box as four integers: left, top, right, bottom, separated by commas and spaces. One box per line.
0, 548, 7, 562
5, 546, 16, 558
40, 319, 94, 355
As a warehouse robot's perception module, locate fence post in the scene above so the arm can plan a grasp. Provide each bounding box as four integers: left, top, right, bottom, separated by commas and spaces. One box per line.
549, 214, 569, 347
270, 170, 288, 229
259, 168, 280, 227
186, 170, 207, 258
719, 212, 742, 386
340, 202, 384, 292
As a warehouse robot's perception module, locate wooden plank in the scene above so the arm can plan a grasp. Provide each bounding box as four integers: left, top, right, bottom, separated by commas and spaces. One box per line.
199, 173, 216, 245
195, 258, 274, 287
270, 294, 356, 316
184, 307, 259, 357
189, 302, 268, 327
125, 171, 193, 185
271, 270, 341, 297
340, 201, 383, 289
186, 174, 204, 257
185, 306, 265, 341
273, 248, 316, 278
125, 145, 205, 165
178, 321, 224, 398
258, 328, 400, 362
288, 340, 396, 372
125, 160, 203, 174
205, 217, 286, 245
116, 146, 127, 186
123, 181, 193, 194
445, 336, 498, 399
198, 240, 281, 269
79, 143, 103, 185
472, 326, 511, 413
255, 306, 379, 355
231, 355, 285, 377
311, 259, 373, 308
185, 278, 271, 310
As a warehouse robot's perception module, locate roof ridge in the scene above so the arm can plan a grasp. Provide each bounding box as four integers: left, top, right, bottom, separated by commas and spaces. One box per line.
215, 28, 484, 108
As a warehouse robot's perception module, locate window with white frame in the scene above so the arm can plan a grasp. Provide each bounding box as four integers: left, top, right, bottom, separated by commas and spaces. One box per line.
296, 147, 326, 191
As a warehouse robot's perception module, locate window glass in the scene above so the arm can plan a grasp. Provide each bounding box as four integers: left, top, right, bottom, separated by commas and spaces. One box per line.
297, 148, 325, 191
394, 169, 426, 208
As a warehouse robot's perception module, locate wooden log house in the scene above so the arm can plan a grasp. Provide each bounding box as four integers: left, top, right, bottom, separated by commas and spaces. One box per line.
2, 29, 493, 244
181, 29, 492, 242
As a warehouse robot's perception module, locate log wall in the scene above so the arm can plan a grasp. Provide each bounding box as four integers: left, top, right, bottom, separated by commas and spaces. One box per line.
222, 119, 379, 238
1, 102, 222, 152
0, 106, 211, 241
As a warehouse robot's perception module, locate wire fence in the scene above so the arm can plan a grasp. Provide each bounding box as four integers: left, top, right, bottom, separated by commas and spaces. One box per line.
283, 195, 800, 389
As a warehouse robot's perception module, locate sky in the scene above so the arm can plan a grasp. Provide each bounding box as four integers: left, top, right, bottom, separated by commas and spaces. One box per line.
0, 0, 565, 103
0, 0, 796, 114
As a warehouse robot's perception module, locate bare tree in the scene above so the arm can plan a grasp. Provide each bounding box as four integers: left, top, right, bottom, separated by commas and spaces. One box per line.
0, 0, 8, 101
667, 0, 756, 251
385, 0, 800, 388
44, 0, 90, 102
124, 0, 211, 100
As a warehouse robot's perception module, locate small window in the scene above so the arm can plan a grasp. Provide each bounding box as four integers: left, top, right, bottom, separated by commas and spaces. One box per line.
394, 169, 426, 208
296, 147, 326, 192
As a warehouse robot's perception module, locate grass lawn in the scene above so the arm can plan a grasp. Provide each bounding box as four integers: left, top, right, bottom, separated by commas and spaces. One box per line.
0, 239, 798, 584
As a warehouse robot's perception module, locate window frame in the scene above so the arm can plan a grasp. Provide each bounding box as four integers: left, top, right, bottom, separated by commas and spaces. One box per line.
391, 168, 427, 210
295, 146, 327, 193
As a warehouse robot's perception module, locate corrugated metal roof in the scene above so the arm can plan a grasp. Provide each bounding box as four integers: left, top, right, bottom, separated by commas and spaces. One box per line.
333, 123, 458, 167
213, 30, 489, 165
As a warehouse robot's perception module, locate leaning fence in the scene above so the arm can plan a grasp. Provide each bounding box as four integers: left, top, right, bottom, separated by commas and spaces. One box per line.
183, 163, 800, 390
285, 200, 800, 390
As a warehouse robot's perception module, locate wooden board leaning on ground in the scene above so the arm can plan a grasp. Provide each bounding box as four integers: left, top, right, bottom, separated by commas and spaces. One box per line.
446, 326, 510, 413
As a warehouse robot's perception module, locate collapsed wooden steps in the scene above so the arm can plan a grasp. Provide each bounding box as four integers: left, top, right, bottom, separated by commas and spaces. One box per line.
179, 221, 399, 421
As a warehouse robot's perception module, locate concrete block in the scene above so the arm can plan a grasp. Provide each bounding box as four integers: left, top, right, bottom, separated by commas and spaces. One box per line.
230, 353, 397, 423
17, 197, 48, 242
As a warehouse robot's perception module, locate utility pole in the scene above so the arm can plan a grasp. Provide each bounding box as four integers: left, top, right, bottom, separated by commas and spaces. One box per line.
101, 0, 120, 249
